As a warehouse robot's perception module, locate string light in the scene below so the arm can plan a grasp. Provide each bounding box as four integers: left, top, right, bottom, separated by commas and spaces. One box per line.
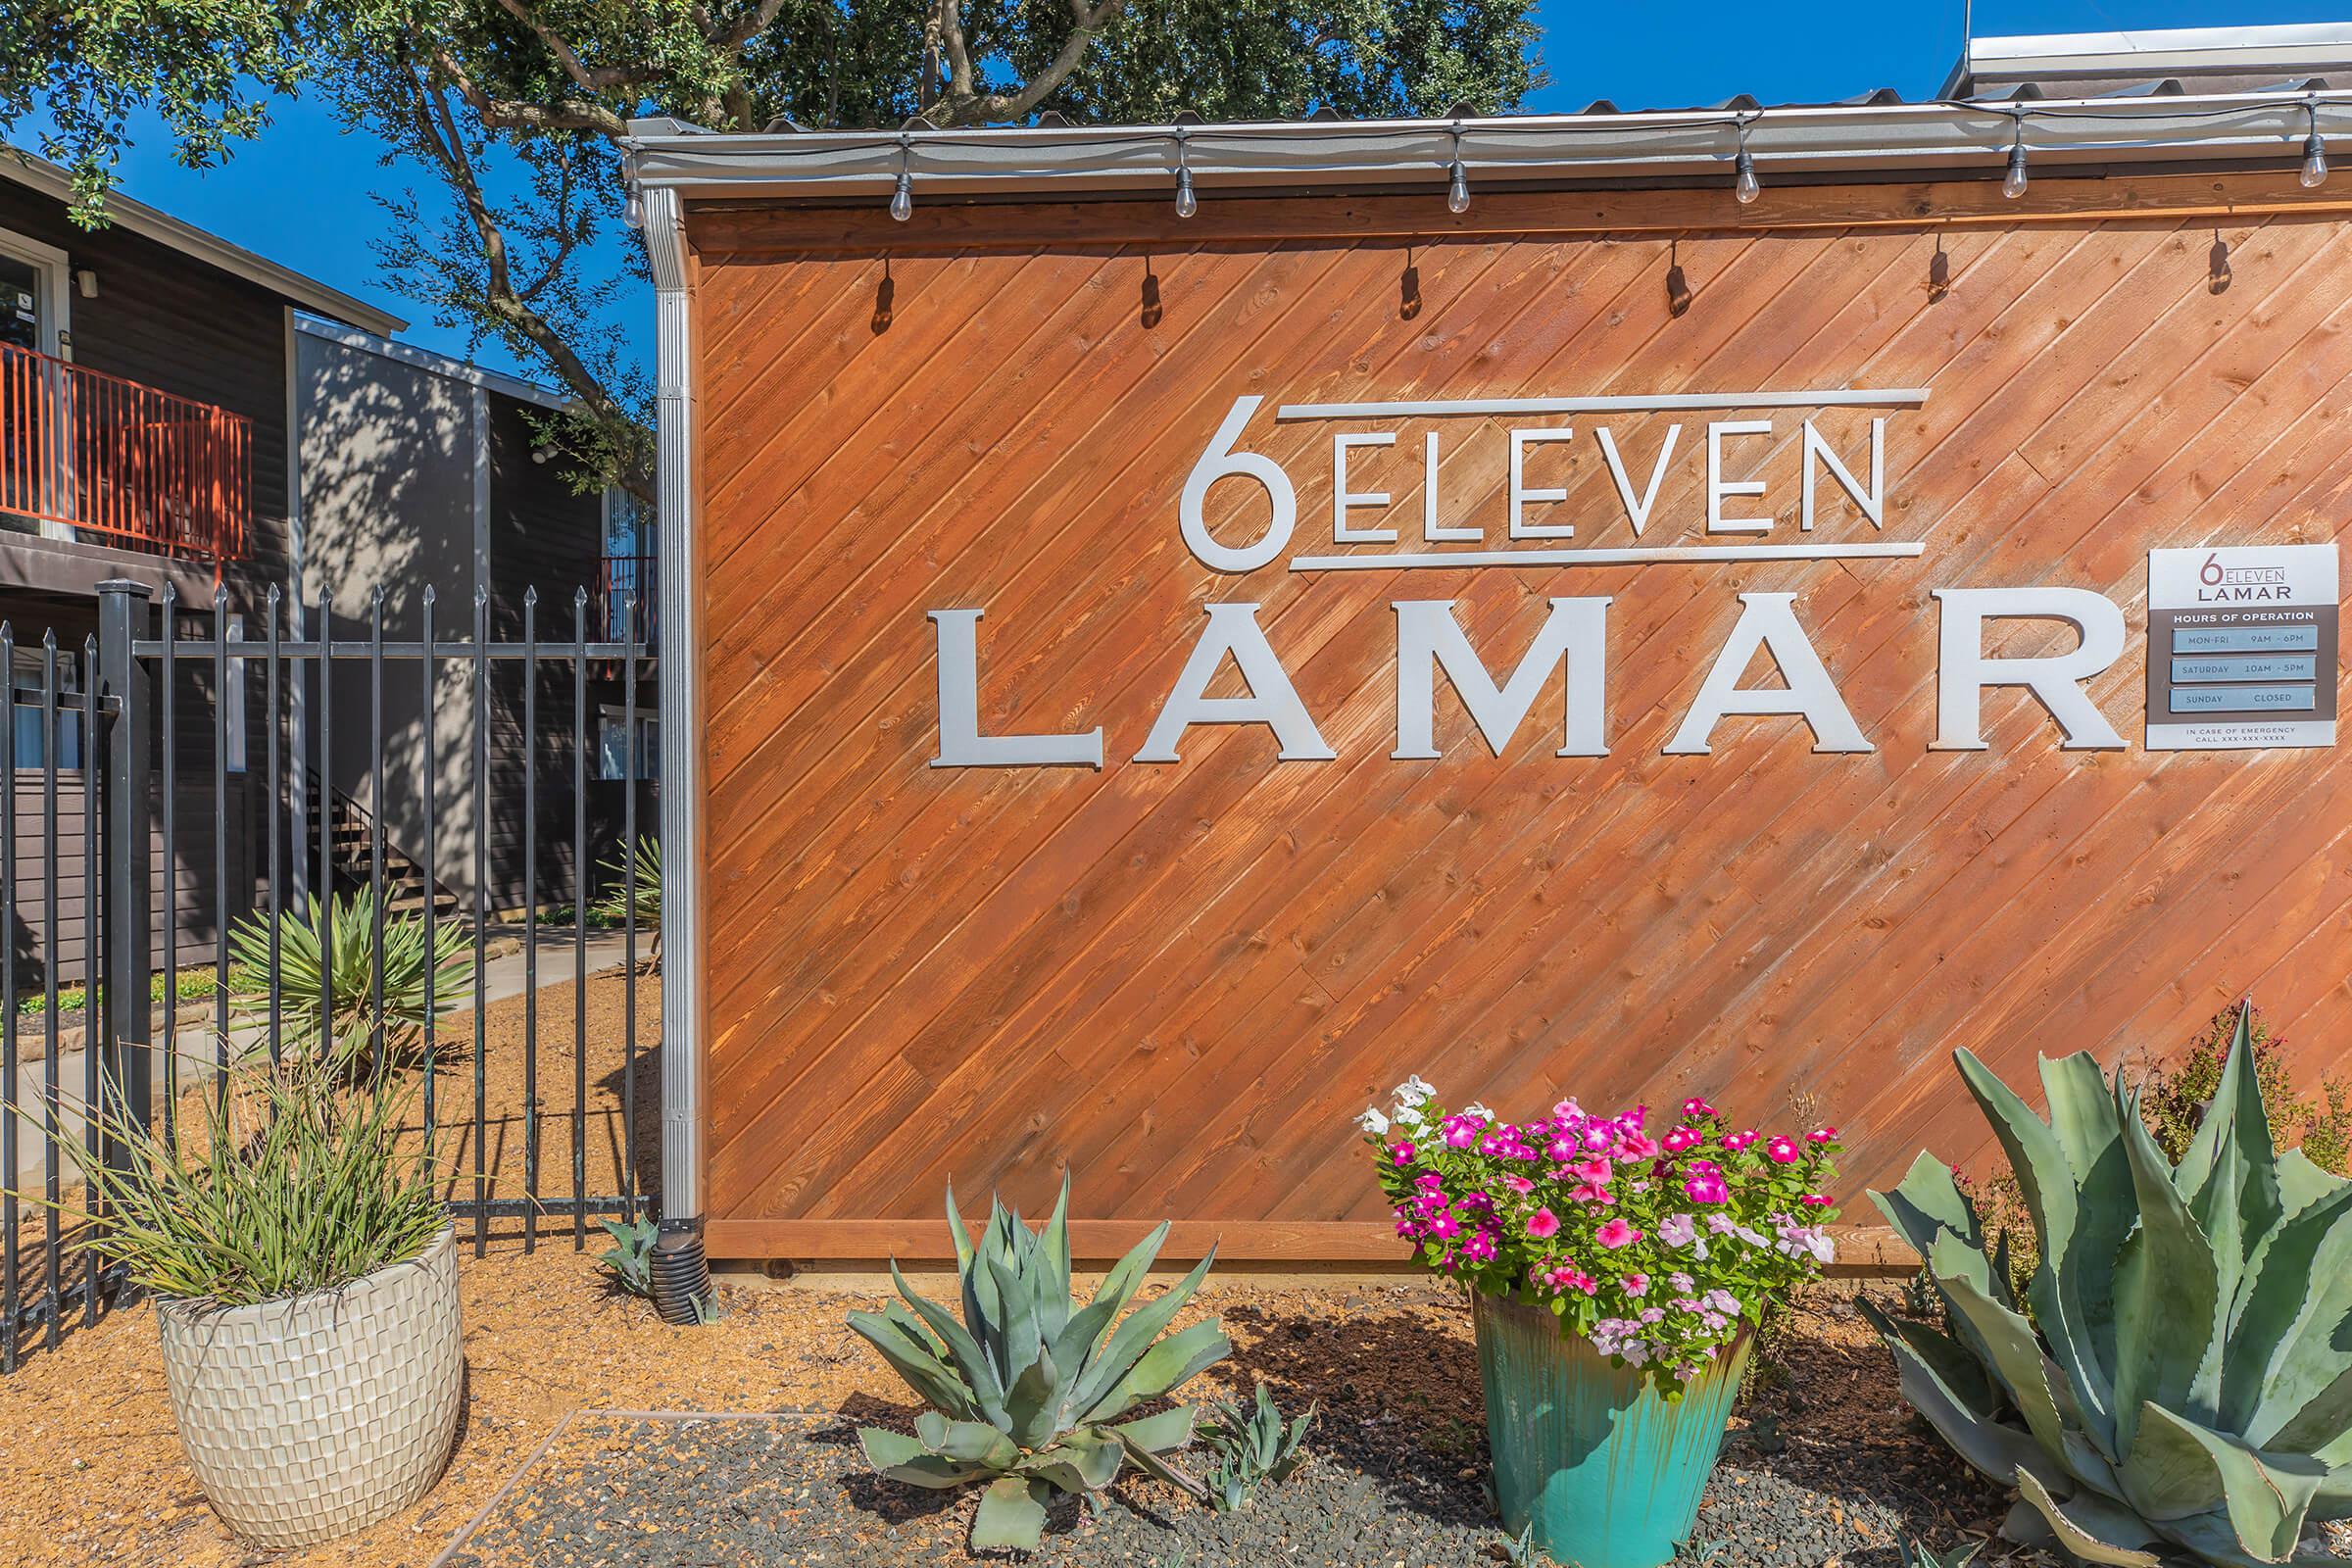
1446, 125, 1471, 214
1733, 118, 1759, 204
2003, 111, 2029, 198
890, 137, 913, 221
1175, 128, 1197, 218
2302, 102, 2329, 188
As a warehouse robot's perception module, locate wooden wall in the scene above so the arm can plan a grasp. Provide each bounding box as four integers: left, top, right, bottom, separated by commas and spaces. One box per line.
687, 173, 2352, 1259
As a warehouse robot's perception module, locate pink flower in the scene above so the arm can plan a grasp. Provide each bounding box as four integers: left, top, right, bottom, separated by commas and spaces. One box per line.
1570, 1156, 1614, 1185
1722, 1129, 1757, 1152
1766, 1136, 1800, 1164
1616, 1132, 1659, 1161
1800, 1193, 1832, 1206
1596, 1217, 1642, 1250
1685, 1171, 1730, 1204
1622, 1272, 1650, 1297
1682, 1097, 1716, 1118
1806, 1126, 1838, 1144
1390, 1143, 1416, 1165
1526, 1206, 1560, 1240
1550, 1267, 1597, 1296
1502, 1174, 1536, 1195
1662, 1126, 1702, 1153
1428, 1211, 1461, 1240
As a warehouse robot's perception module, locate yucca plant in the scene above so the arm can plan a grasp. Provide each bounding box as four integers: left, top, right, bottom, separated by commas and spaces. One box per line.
10, 1053, 445, 1305
1867, 1005, 2352, 1567
1199, 1382, 1314, 1511
847, 1177, 1231, 1552
227, 890, 473, 1078
593, 836, 661, 970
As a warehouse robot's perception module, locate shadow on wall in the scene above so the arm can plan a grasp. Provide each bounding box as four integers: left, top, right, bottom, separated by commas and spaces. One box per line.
297, 336, 480, 900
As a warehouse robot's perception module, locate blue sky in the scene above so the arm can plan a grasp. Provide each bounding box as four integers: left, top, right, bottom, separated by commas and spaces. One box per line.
19, 0, 2349, 386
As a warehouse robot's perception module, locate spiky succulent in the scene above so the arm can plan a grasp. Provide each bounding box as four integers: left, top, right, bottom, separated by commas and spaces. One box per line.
1868, 1006, 2352, 1566
847, 1177, 1232, 1552
1199, 1382, 1315, 1511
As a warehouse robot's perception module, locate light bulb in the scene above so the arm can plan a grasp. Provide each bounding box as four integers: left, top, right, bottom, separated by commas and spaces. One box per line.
1446, 160, 1470, 214
1734, 147, 1759, 205
2003, 140, 2029, 199
890, 170, 913, 221
2303, 132, 2329, 189
624, 190, 643, 229
1176, 164, 1197, 219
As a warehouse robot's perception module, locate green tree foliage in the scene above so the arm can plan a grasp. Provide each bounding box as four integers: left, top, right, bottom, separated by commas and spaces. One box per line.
3, 0, 1544, 496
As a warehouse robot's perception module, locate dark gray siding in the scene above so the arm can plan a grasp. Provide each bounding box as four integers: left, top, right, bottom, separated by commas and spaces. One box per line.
483, 398, 652, 911
0, 179, 294, 595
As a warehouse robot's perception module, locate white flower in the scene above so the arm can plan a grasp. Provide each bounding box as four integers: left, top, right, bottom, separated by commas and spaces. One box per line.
1463, 1102, 1494, 1121
1356, 1105, 1391, 1137
1391, 1075, 1436, 1106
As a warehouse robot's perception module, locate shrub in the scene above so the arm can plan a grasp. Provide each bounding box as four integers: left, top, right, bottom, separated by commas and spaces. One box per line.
1867, 1005, 2352, 1566
226, 891, 473, 1078
1363, 1079, 1843, 1394
847, 1178, 1230, 1552
13, 1054, 444, 1305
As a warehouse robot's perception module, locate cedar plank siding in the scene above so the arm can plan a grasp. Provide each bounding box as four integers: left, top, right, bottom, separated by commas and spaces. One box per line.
687, 174, 2352, 1261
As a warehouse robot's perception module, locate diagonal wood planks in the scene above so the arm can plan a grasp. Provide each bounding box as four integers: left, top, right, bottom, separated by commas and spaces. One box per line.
688, 181, 2352, 1258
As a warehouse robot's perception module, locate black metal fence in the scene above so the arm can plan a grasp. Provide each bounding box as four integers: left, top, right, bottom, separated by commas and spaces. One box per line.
0, 577, 657, 1370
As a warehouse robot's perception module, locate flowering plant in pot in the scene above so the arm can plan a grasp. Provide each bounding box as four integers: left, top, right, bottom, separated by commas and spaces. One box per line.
1362, 1078, 1842, 1568
17, 1055, 462, 1549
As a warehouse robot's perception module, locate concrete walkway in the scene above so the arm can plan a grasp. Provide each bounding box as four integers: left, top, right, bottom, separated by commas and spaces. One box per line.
6, 929, 638, 1187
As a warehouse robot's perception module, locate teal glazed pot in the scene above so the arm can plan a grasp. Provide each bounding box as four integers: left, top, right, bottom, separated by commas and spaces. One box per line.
1473, 1292, 1752, 1568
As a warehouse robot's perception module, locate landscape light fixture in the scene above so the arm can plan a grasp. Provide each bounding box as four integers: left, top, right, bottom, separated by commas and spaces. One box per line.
1446, 125, 1471, 214
891, 138, 914, 221
2003, 111, 2030, 199
1733, 118, 1759, 205
2303, 102, 2329, 188
1174, 129, 1198, 218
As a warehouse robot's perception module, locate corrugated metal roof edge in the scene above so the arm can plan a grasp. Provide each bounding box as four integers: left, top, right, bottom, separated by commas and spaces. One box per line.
621, 89, 2352, 205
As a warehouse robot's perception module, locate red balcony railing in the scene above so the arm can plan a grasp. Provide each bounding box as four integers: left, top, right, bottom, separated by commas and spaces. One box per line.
597, 553, 656, 645
0, 341, 250, 568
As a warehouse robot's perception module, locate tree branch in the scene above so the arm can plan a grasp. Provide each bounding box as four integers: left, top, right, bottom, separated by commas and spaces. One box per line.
406, 68, 636, 462
428, 46, 627, 137
492, 0, 652, 93
922, 0, 1128, 125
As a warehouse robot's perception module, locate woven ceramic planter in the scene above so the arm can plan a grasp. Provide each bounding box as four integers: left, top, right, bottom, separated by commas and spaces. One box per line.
1475, 1292, 1752, 1568
155, 1223, 464, 1549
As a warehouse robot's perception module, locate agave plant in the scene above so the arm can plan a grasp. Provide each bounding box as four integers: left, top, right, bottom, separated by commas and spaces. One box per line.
226, 890, 473, 1077
1199, 1382, 1314, 1511
1867, 1006, 2352, 1566
847, 1178, 1231, 1552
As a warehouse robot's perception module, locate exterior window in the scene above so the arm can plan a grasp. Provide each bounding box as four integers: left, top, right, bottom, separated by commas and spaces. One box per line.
597, 707, 657, 781
0, 226, 67, 357
10, 649, 82, 769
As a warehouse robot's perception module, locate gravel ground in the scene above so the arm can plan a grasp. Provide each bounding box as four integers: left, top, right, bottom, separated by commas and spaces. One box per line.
432, 1290, 2027, 1568
435, 1403, 1984, 1568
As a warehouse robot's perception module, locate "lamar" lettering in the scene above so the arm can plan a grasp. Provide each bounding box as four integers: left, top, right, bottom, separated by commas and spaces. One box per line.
927, 586, 2130, 770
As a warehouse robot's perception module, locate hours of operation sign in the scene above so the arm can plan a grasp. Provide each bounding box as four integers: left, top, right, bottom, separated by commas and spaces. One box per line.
2146, 544, 2340, 751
